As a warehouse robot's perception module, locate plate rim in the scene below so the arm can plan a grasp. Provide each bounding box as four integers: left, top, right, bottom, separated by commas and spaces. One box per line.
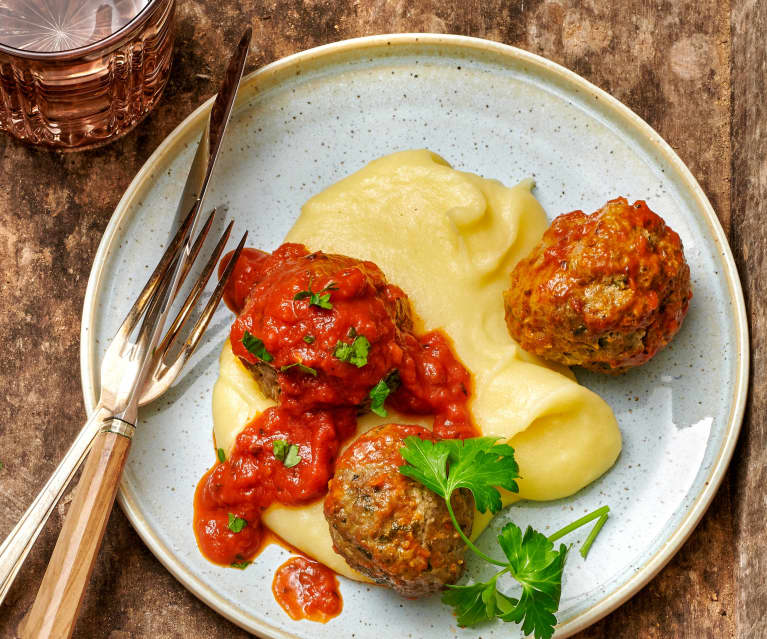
80, 32, 749, 638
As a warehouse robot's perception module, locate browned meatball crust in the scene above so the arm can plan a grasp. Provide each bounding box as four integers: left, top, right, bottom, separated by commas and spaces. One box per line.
323, 423, 474, 597
504, 197, 692, 374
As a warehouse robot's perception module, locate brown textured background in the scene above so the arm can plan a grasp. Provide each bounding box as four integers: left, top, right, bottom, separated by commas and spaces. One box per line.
0, 0, 763, 637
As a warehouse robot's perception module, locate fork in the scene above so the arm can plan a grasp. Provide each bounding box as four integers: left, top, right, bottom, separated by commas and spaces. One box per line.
0, 27, 253, 637
0, 198, 245, 634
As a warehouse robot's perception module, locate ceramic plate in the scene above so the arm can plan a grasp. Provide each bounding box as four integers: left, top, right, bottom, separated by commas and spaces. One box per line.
80, 34, 748, 638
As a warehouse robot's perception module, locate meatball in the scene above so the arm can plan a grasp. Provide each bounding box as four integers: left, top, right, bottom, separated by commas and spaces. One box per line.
504, 197, 692, 374
323, 423, 474, 597
228, 243, 413, 409
243, 283, 411, 405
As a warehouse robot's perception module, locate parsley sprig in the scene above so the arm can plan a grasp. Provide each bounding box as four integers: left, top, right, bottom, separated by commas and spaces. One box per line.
399, 436, 610, 638
294, 281, 339, 309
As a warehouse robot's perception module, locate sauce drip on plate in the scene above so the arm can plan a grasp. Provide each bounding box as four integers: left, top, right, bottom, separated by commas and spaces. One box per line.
194, 243, 476, 573
272, 556, 343, 623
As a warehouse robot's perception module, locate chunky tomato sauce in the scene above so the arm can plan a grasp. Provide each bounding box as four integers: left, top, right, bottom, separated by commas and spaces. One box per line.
272, 557, 342, 623
194, 243, 476, 578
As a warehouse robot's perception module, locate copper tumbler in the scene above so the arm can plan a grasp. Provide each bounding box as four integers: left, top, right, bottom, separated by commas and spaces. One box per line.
0, 0, 175, 150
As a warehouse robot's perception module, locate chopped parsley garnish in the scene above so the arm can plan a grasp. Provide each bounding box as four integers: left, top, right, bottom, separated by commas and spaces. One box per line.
227, 513, 247, 534
273, 439, 302, 468
303, 335, 315, 344
369, 378, 392, 417
334, 335, 370, 368
294, 281, 339, 310
273, 439, 289, 460
231, 560, 250, 570
280, 361, 318, 376
283, 445, 301, 468
399, 436, 610, 638
217, 448, 226, 463
241, 331, 273, 362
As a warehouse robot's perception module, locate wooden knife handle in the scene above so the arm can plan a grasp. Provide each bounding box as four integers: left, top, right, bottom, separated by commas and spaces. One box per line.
18, 430, 132, 639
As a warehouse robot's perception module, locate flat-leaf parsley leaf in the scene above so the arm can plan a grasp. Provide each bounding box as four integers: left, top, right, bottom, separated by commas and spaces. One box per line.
227, 513, 247, 533
273, 439, 302, 468
399, 437, 519, 514
280, 361, 318, 376
294, 281, 338, 310
334, 335, 370, 367
283, 444, 301, 468
369, 378, 391, 417
442, 578, 515, 627
273, 439, 289, 460
242, 331, 273, 362
497, 523, 567, 639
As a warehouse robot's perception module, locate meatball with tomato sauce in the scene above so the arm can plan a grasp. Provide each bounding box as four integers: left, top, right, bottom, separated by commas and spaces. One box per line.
504, 198, 691, 374
225, 243, 413, 411
324, 423, 474, 597
221, 243, 477, 439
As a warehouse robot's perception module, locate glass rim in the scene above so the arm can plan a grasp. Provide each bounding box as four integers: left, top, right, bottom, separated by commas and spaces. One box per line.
0, 0, 166, 61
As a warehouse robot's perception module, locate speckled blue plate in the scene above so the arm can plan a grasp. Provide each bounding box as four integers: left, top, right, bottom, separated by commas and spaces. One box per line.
80, 34, 748, 638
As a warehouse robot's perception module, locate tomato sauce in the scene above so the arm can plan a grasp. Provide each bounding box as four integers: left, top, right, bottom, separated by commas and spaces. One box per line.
194, 243, 476, 578
272, 557, 342, 623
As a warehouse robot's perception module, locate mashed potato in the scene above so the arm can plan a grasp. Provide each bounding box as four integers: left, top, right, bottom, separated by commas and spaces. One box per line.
212, 150, 621, 580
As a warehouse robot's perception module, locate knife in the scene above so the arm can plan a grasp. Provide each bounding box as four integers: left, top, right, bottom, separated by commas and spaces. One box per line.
0, 27, 253, 639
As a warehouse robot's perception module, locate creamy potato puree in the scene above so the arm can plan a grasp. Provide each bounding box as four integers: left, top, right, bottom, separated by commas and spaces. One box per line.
212, 150, 621, 581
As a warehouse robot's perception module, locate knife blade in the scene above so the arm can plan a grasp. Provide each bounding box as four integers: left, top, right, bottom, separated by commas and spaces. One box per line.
174, 26, 253, 234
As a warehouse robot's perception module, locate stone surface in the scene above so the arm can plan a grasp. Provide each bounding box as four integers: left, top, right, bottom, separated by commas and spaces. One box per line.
0, 0, 754, 637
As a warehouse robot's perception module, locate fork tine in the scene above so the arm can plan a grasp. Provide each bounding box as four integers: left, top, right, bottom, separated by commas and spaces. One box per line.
171, 207, 217, 301
115, 200, 201, 340
169, 232, 247, 370
181, 231, 247, 356
131, 250, 178, 366
155, 219, 234, 358
137, 231, 247, 407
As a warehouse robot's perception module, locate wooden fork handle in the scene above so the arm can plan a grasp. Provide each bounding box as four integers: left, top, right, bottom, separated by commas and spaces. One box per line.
18, 430, 132, 639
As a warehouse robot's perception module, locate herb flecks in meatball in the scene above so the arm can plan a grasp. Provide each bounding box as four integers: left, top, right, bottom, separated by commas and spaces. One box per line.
323, 423, 474, 597
503, 198, 692, 374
